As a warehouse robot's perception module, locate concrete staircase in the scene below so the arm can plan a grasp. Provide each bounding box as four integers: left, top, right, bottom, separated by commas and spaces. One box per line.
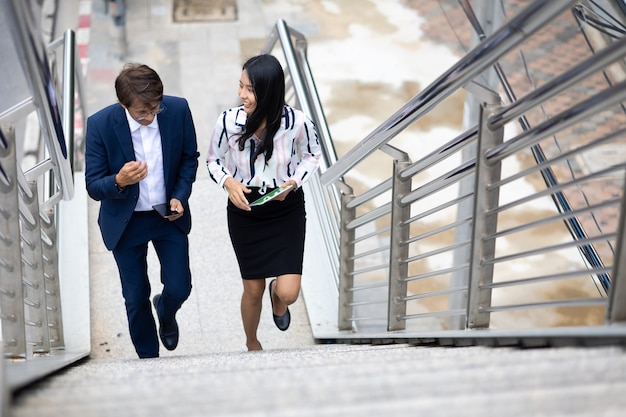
8, 1, 626, 416
11, 342, 626, 416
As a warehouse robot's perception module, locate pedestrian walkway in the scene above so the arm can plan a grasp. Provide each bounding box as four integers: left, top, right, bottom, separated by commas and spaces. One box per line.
12, 336, 626, 416
83, 0, 319, 360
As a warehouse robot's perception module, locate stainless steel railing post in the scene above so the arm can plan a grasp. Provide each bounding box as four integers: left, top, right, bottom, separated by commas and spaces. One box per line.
388, 159, 412, 331
40, 209, 64, 349
0, 126, 27, 358
21, 180, 51, 354
607, 168, 626, 324
467, 100, 504, 329
338, 189, 356, 331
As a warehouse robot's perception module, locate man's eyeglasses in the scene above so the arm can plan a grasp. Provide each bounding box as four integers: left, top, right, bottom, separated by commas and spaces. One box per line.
132, 106, 163, 121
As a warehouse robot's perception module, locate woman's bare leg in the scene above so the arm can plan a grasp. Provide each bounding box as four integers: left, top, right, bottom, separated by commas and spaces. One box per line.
271, 274, 302, 316
241, 278, 266, 351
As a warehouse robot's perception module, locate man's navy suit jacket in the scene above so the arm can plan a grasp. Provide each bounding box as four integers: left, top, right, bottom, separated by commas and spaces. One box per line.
84, 95, 199, 250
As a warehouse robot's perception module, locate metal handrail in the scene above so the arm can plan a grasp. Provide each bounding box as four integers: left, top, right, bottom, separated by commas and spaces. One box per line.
262, 0, 626, 345
4, 0, 74, 200
321, 0, 578, 187
261, 19, 343, 284
1, 0, 89, 395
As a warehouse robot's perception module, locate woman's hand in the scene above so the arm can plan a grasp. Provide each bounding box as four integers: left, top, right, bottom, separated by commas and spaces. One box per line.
274, 180, 297, 202
224, 177, 252, 211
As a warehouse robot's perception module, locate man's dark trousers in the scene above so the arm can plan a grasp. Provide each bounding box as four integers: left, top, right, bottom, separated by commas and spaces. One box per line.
112, 210, 192, 358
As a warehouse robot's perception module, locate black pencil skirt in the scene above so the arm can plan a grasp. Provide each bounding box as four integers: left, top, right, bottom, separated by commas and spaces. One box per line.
227, 187, 306, 279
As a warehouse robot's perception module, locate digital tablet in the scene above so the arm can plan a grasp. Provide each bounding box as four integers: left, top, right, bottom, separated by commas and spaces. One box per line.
152, 203, 179, 218
249, 185, 293, 207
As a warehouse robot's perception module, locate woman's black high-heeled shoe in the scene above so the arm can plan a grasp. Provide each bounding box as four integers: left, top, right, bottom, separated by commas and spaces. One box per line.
269, 279, 290, 331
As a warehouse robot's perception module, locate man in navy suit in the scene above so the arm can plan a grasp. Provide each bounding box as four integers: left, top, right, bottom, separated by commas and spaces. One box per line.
85, 63, 199, 358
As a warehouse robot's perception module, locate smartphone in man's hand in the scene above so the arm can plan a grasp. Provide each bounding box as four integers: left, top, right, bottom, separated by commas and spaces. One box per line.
152, 203, 179, 219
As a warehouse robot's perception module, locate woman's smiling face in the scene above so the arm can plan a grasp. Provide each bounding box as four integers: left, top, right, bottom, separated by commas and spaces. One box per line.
238, 69, 257, 115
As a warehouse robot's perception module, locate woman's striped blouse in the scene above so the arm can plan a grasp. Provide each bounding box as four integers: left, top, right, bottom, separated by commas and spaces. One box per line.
206, 105, 321, 192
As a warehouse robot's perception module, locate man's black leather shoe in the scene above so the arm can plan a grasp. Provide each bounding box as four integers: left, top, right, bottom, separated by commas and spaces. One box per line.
153, 294, 179, 350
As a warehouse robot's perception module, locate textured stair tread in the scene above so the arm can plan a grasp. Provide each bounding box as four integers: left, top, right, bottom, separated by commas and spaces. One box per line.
12, 344, 626, 417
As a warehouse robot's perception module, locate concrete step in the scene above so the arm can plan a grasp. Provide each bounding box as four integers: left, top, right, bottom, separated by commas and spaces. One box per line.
11, 343, 626, 416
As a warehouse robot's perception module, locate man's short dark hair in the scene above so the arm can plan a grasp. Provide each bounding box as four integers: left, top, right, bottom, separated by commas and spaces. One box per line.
115, 63, 163, 107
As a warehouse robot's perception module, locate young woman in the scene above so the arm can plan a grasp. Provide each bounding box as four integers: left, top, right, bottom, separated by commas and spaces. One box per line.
206, 54, 322, 351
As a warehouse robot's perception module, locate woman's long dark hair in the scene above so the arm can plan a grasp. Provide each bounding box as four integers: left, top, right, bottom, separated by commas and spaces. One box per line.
237, 54, 285, 162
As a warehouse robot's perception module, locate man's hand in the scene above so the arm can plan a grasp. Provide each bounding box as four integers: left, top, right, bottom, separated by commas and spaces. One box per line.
167, 198, 184, 221
115, 161, 148, 188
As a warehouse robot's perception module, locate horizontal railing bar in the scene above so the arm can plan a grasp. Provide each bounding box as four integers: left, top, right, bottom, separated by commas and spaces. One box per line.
405, 264, 469, 282
348, 316, 387, 322
346, 178, 392, 209
23, 158, 55, 182
401, 159, 475, 206
486, 80, 626, 164
404, 217, 472, 246
489, 198, 620, 240
403, 192, 473, 226
41, 191, 63, 212
347, 300, 388, 307
47, 34, 65, 50
489, 36, 626, 129
484, 298, 606, 313
404, 240, 470, 264
348, 281, 388, 292
400, 127, 478, 179
0, 97, 36, 125
492, 127, 626, 189
349, 226, 391, 246
399, 309, 466, 321
346, 203, 391, 231
349, 245, 390, 261
483, 267, 612, 289
487, 164, 625, 215
349, 264, 389, 276
487, 233, 617, 265
401, 286, 468, 302
492, 157, 624, 199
